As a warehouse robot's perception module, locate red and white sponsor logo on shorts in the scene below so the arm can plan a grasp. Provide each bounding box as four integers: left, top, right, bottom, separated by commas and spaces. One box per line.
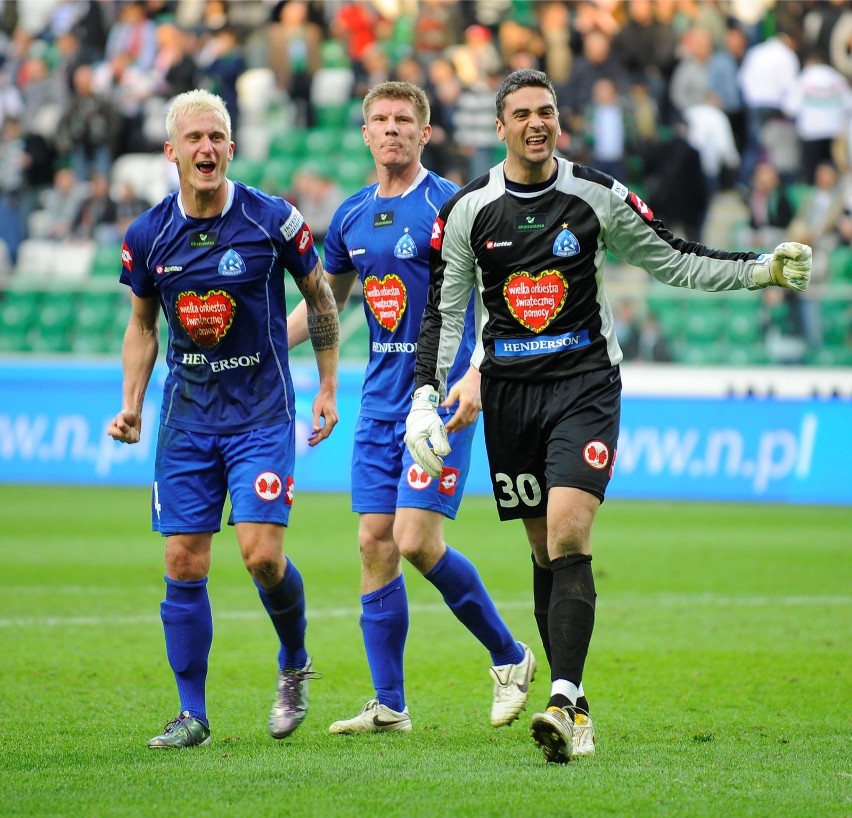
583, 440, 609, 470
430, 217, 445, 251
608, 448, 617, 479
255, 471, 283, 500
121, 241, 133, 270
407, 463, 432, 490
438, 466, 460, 496
285, 475, 295, 505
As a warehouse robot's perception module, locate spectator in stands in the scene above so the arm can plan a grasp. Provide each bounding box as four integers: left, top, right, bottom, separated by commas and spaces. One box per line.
736, 28, 800, 187
113, 178, 151, 236
448, 23, 502, 89
0, 116, 30, 262
707, 24, 748, 153
742, 160, 794, 250
197, 25, 245, 136
70, 171, 118, 243
557, 29, 620, 135
782, 48, 852, 185
104, 0, 157, 72
612, 0, 677, 122
35, 165, 88, 242
668, 27, 715, 117
618, 301, 674, 363
286, 163, 344, 242
583, 77, 626, 180
267, 0, 324, 128
682, 92, 741, 214
453, 68, 504, 182
17, 51, 67, 145
56, 63, 121, 182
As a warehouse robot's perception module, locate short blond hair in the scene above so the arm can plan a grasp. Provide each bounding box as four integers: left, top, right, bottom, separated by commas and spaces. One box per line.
362, 81, 430, 127
166, 89, 232, 142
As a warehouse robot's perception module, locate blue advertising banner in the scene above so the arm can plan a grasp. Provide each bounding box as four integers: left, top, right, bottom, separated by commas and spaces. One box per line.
0, 361, 849, 505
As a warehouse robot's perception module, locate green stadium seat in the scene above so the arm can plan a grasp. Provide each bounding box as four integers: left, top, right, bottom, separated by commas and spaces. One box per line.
269, 129, 309, 160
228, 156, 265, 188
91, 242, 123, 278
725, 299, 762, 344
683, 300, 725, 342
821, 299, 850, 345
828, 246, 852, 284
304, 128, 342, 157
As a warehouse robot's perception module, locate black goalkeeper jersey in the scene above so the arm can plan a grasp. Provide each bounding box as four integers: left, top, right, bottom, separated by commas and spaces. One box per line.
415, 158, 763, 393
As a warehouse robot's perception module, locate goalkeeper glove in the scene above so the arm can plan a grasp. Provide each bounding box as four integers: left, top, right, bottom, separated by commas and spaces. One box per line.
404, 385, 451, 478
751, 242, 812, 291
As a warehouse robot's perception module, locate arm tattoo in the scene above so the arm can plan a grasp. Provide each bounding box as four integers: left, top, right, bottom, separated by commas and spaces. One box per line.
307, 312, 339, 351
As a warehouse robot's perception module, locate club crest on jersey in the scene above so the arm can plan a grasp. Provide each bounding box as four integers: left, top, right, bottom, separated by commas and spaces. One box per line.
364, 274, 407, 331
254, 471, 283, 501
438, 467, 460, 496
393, 227, 417, 259
553, 225, 580, 257
407, 463, 432, 489
374, 211, 394, 228
583, 440, 609, 470
503, 269, 568, 332
175, 289, 236, 348
190, 231, 217, 247
629, 191, 654, 222
218, 248, 246, 276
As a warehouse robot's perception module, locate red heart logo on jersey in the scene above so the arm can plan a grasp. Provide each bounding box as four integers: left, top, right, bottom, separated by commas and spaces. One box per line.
175, 289, 236, 348
503, 270, 568, 332
363, 274, 407, 332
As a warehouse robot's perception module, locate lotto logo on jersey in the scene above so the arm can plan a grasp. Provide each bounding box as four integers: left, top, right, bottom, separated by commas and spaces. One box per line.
295, 224, 314, 255
430, 217, 445, 251
285, 475, 295, 505
629, 192, 654, 222
255, 471, 283, 501
121, 241, 133, 270
438, 467, 460, 496
407, 464, 432, 490
583, 440, 609, 470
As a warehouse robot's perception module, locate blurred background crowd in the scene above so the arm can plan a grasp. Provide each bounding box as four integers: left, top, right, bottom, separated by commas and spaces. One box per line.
0, 0, 851, 365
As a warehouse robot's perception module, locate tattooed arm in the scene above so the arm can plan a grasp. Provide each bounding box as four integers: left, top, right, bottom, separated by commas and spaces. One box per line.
294, 259, 340, 445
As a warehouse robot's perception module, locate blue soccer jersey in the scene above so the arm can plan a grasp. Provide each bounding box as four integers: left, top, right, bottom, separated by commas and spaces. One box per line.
120, 180, 319, 434
323, 167, 475, 421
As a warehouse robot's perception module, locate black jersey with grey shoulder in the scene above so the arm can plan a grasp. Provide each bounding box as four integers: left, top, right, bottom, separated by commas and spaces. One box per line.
415, 158, 763, 394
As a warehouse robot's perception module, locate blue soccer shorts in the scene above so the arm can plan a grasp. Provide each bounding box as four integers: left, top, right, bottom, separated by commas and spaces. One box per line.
152, 421, 296, 535
350, 414, 475, 519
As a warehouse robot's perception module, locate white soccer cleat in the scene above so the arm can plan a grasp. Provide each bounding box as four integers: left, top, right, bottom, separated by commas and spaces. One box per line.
328, 698, 412, 734
530, 706, 576, 763
489, 642, 536, 726
572, 711, 595, 757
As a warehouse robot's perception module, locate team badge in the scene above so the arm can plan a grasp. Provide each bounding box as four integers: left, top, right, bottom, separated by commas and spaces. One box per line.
553, 225, 580, 257
255, 471, 283, 500
583, 440, 609, 470
393, 227, 417, 259
175, 289, 236, 348
438, 467, 460, 496
218, 248, 246, 276
503, 270, 567, 333
364, 274, 407, 331
407, 463, 432, 489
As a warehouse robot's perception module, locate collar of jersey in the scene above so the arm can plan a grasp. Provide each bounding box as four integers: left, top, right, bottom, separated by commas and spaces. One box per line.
373, 165, 427, 201
177, 178, 235, 219
504, 160, 560, 198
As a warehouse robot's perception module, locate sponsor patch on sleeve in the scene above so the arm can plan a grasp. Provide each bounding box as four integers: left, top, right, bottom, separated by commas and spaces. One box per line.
430, 216, 445, 251
280, 206, 305, 241
612, 180, 628, 200
121, 241, 133, 271
628, 191, 654, 222
295, 223, 314, 255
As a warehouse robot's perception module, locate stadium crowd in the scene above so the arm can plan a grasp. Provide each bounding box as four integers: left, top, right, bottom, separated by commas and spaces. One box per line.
0, 0, 851, 364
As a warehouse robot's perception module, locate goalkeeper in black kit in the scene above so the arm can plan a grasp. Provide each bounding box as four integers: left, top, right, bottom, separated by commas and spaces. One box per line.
404, 68, 812, 763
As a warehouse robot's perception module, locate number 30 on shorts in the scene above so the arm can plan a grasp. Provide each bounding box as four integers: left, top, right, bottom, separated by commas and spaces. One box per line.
494, 472, 542, 508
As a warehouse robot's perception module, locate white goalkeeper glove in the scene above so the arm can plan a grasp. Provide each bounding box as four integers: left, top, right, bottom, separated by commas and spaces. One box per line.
404, 385, 451, 478
751, 242, 812, 292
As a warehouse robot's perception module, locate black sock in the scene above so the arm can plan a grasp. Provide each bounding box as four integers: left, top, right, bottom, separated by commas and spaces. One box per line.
531, 552, 553, 668
547, 554, 596, 691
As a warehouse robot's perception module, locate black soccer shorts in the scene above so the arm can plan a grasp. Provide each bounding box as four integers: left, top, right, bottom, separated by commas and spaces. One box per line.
481, 366, 621, 520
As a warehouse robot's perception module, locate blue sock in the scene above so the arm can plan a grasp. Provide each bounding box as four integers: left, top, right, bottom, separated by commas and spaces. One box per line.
160, 576, 212, 725
360, 575, 408, 712
425, 546, 524, 667
256, 560, 308, 671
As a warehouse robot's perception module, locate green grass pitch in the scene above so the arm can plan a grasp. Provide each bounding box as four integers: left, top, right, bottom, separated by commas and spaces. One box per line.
0, 485, 849, 817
